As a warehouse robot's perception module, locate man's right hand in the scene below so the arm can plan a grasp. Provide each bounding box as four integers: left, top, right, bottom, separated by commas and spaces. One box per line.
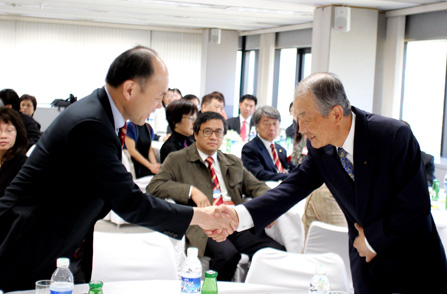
191, 186, 211, 207
204, 205, 239, 241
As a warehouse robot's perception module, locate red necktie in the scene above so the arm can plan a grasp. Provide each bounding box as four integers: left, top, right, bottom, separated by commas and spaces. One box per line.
118, 124, 127, 149
205, 157, 224, 206
241, 120, 247, 142
271, 143, 284, 172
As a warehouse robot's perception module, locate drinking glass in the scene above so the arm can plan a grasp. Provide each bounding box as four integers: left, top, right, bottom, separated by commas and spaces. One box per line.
35, 280, 51, 294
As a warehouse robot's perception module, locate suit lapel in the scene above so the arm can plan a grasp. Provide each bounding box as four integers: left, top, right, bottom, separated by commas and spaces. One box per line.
352, 107, 374, 225
254, 137, 277, 172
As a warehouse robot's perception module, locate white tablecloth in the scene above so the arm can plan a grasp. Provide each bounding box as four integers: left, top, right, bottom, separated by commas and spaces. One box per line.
7, 280, 298, 294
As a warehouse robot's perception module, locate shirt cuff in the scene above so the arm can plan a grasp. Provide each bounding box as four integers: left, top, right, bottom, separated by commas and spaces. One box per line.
364, 237, 377, 254
234, 205, 254, 232
188, 186, 193, 199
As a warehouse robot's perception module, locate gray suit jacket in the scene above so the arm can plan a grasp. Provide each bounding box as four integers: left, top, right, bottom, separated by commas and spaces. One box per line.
147, 143, 270, 255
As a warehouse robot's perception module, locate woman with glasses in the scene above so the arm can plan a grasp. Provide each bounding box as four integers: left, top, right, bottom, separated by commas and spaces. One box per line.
0, 107, 28, 197
160, 99, 198, 163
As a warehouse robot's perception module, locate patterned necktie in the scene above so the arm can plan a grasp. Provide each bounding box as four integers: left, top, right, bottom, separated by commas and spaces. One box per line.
338, 147, 354, 180
241, 120, 247, 142
205, 157, 224, 205
270, 143, 284, 172
118, 124, 127, 149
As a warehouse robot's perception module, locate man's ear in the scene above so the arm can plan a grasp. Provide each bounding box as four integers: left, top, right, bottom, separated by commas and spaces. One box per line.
121, 80, 136, 102
331, 105, 344, 125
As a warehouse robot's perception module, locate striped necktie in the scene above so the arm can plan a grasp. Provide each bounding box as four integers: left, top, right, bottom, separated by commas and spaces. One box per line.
118, 124, 127, 149
205, 157, 224, 206
338, 147, 354, 180
270, 143, 284, 172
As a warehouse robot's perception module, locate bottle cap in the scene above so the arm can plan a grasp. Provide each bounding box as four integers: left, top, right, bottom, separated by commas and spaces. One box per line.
56, 257, 70, 268
315, 264, 326, 275
204, 270, 218, 278
187, 247, 199, 257
89, 280, 103, 289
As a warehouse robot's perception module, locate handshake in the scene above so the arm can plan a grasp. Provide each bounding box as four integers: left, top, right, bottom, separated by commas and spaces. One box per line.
190, 205, 239, 242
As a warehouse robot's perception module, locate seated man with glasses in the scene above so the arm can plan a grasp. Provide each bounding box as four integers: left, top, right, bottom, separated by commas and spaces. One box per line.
242, 105, 295, 181
148, 111, 285, 281
160, 99, 198, 163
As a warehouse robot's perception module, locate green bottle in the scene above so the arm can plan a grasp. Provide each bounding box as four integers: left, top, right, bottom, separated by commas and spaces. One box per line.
88, 280, 103, 294
201, 270, 218, 294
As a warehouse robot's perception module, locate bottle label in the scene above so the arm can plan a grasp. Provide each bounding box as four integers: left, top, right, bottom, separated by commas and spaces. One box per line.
181, 276, 201, 294
50, 290, 73, 294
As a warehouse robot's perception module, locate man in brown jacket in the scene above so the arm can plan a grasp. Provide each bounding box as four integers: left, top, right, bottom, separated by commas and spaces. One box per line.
147, 111, 285, 281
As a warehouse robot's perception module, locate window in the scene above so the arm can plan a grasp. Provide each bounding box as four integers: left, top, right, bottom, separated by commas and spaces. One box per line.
234, 49, 258, 117
401, 40, 447, 157
273, 48, 312, 129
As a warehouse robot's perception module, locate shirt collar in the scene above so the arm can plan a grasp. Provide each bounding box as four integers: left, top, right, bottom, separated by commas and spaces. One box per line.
196, 147, 218, 164
240, 115, 251, 123
258, 135, 274, 149
339, 111, 356, 156
105, 86, 125, 135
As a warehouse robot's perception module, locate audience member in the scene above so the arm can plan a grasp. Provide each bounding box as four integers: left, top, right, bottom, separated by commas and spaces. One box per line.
285, 102, 296, 139
182, 94, 200, 108
0, 107, 28, 197
0, 89, 41, 149
217, 72, 447, 293
0, 46, 234, 292
148, 112, 285, 281
125, 121, 160, 178
201, 91, 225, 115
241, 106, 294, 181
152, 88, 182, 141
160, 99, 198, 163
19, 94, 38, 117
226, 94, 256, 143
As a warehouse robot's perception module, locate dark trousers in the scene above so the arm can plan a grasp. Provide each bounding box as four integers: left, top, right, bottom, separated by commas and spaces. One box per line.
204, 230, 285, 281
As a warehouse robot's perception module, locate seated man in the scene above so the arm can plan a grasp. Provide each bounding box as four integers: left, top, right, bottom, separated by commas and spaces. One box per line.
147, 112, 285, 281
226, 94, 257, 143
241, 106, 294, 181
201, 91, 225, 115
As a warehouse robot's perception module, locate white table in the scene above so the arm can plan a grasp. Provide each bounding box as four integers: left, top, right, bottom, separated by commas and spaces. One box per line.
7, 280, 298, 294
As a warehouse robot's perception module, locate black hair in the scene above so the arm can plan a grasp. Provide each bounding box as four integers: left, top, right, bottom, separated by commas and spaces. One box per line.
166, 99, 198, 132
193, 111, 227, 135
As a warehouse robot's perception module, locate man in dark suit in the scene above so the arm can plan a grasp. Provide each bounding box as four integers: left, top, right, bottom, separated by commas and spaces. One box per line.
241, 105, 294, 181
226, 94, 257, 142
217, 73, 447, 293
0, 88, 41, 149
148, 112, 284, 281
0, 46, 234, 292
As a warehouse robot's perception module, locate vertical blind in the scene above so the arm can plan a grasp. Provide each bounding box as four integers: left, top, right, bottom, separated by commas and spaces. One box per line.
0, 20, 202, 104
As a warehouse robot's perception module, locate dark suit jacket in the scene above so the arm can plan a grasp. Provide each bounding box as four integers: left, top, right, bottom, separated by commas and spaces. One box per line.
226, 116, 254, 134
20, 112, 41, 149
0, 87, 193, 292
421, 151, 435, 186
241, 136, 294, 181
147, 143, 270, 256
243, 107, 447, 293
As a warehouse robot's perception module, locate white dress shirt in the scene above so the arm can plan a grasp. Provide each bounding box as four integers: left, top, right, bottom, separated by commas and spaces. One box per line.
105, 86, 125, 134
239, 115, 251, 141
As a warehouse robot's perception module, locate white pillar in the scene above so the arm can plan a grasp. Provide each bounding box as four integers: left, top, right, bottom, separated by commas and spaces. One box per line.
256, 33, 276, 106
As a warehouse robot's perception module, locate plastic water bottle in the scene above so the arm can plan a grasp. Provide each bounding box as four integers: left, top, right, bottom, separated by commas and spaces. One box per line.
308, 265, 330, 294
50, 257, 74, 294
180, 247, 202, 294
249, 126, 256, 141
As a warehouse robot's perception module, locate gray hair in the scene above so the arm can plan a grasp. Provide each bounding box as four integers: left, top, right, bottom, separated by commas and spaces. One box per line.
295, 72, 351, 117
253, 105, 281, 126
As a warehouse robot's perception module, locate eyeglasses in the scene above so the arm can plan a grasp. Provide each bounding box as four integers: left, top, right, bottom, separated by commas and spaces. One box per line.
202, 128, 224, 138
182, 116, 196, 121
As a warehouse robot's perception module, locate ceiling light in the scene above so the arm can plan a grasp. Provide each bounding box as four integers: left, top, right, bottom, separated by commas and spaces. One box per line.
226, 6, 296, 15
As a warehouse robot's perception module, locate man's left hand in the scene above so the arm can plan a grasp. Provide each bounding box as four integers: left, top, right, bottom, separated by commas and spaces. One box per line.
353, 223, 377, 263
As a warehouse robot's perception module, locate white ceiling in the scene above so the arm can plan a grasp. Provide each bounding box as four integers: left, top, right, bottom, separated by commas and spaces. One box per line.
0, 0, 444, 32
